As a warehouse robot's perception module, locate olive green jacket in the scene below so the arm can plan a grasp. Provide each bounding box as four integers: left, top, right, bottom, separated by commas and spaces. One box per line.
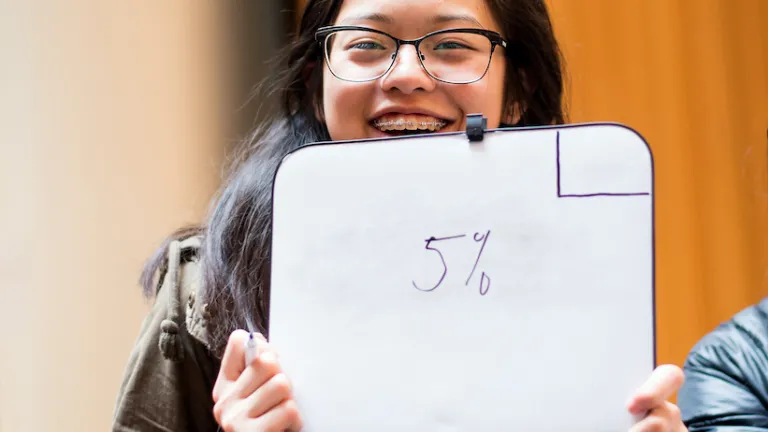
113, 236, 221, 432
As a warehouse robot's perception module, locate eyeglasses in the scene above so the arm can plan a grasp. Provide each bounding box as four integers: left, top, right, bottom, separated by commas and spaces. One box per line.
315, 26, 508, 84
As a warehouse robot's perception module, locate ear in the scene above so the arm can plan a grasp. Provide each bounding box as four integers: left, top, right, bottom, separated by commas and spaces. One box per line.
503, 68, 531, 126
303, 61, 325, 122
314, 101, 325, 122
503, 101, 524, 125
302, 61, 317, 89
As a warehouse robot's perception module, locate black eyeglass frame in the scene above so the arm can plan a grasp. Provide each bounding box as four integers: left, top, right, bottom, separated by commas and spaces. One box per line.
314, 25, 509, 84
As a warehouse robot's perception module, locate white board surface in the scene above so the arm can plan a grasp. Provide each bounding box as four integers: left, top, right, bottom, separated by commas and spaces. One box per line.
269, 123, 655, 431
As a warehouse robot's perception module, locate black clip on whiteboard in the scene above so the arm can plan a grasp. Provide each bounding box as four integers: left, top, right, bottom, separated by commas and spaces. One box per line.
466, 113, 487, 142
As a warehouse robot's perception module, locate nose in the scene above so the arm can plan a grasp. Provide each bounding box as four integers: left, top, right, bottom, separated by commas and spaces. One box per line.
380, 44, 436, 95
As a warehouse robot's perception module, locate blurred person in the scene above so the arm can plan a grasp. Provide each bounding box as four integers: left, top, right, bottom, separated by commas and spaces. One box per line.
113, 1, 687, 431
678, 301, 768, 429
676, 132, 768, 431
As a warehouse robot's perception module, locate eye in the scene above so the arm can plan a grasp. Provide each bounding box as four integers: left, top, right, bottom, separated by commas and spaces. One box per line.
434, 41, 470, 50
425, 33, 487, 53
349, 41, 386, 50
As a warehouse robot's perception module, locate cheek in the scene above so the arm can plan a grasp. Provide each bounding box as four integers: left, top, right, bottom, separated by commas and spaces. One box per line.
322, 71, 372, 141
449, 58, 507, 128
483, 57, 508, 128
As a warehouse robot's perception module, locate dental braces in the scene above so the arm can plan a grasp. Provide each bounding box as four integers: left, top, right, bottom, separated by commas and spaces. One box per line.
373, 119, 447, 129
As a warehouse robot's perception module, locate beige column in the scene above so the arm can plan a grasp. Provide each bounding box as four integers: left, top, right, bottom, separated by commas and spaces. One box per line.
0, 1, 228, 430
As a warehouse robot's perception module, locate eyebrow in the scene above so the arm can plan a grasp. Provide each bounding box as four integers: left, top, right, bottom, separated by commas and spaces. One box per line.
431, 14, 484, 28
338, 13, 395, 25
338, 13, 484, 28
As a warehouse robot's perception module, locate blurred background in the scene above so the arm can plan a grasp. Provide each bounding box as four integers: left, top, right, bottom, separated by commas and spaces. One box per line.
0, 0, 766, 430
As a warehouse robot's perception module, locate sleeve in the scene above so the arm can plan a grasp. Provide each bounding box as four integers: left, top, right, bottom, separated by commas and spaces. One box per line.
678, 311, 768, 432
112, 245, 220, 432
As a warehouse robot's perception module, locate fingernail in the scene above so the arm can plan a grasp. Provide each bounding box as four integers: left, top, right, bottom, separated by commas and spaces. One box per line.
626, 397, 643, 415
260, 351, 277, 363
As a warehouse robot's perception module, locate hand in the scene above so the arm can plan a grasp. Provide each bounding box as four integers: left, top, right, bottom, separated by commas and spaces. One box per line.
212, 330, 303, 432
626, 364, 688, 432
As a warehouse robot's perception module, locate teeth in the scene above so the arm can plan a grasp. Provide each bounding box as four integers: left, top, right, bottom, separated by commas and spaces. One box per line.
373, 117, 447, 132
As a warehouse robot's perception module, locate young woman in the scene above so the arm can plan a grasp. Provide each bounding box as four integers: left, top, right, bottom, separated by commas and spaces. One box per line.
113, 0, 687, 430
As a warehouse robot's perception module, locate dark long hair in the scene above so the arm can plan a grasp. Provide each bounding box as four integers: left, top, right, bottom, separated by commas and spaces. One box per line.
141, 0, 567, 357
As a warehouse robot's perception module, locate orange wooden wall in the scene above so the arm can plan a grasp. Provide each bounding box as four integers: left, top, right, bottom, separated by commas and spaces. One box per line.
295, 0, 768, 367
548, 0, 768, 368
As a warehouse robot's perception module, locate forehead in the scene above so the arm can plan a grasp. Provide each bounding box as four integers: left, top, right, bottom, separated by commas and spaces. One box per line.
333, 0, 501, 36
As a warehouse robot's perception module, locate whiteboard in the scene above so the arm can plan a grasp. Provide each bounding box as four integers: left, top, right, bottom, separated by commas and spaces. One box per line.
269, 123, 655, 431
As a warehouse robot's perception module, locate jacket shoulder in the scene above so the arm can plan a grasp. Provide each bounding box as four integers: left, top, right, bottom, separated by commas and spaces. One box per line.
112, 235, 220, 432
686, 299, 768, 366
679, 298, 768, 430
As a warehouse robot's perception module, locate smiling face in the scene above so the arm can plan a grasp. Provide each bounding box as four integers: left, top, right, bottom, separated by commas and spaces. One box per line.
320, 0, 509, 141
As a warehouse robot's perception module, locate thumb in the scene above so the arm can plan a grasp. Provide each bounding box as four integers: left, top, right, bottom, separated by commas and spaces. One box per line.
212, 330, 250, 402
626, 364, 684, 415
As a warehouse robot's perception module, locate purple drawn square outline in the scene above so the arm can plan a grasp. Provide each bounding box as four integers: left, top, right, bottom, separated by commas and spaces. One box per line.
556, 131, 651, 198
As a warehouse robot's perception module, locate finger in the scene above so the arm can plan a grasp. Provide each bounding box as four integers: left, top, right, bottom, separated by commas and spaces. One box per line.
254, 337, 278, 359
629, 401, 683, 432
251, 399, 303, 432
627, 365, 684, 415
244, 333, 277, 366
245, 372, 293, 418
213, 351, 282, 427
213, 330, 250, 403
230, 350, 283, 400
